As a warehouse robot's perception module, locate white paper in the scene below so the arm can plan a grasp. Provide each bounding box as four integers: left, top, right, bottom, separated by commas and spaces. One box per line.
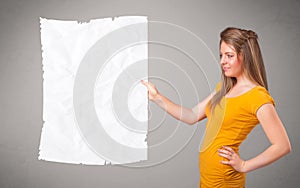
39, 16, 148, 165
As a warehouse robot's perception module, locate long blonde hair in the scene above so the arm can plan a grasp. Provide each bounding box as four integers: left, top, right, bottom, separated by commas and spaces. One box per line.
210, 27, 268, 112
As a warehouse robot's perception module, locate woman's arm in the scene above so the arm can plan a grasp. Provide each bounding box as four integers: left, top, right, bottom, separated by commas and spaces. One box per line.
218, 103, 292, 172
241, 103, 292, 172
141, 80, 214, 125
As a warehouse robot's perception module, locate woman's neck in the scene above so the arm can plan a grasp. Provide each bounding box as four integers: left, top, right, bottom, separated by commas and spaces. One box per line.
234, 74, 257, 87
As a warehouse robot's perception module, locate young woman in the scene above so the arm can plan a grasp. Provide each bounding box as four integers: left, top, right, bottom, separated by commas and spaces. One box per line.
141, 27, 291, 187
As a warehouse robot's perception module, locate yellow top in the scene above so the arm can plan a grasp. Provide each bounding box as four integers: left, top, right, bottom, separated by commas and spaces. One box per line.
199, 82, 275, 188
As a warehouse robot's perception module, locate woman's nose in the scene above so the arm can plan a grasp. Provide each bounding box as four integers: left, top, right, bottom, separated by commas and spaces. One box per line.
220, 56, 226, 65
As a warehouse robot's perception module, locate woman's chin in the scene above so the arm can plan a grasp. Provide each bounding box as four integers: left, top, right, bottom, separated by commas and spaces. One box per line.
224, 73, 232, 77
224, 72, 237, 78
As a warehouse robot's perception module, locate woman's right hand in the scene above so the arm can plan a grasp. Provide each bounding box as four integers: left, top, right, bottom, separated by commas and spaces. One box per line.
141, 79, 208, 125
141, 80, 160, 101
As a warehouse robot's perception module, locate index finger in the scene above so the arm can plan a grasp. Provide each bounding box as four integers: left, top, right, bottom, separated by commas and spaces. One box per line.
222, 146, 235, 153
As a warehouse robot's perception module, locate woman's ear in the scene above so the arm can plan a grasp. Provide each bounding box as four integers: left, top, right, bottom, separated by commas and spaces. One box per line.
238, 52, 244, 63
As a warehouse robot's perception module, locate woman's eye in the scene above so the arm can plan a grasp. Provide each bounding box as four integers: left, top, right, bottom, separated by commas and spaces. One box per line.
227, 55, 234, 58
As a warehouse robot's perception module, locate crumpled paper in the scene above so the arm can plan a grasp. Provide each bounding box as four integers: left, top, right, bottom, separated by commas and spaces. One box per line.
39, 16, 148, 165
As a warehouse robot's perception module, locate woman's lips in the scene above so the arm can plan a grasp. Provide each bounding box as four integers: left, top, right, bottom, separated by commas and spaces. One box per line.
223, 67, 230, 72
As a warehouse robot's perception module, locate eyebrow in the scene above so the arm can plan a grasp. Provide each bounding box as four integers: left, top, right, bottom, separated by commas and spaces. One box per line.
219, 52, 235, 55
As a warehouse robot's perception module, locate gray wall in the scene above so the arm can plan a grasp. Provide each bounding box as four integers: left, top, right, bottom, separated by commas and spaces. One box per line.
1, 0, 299, 187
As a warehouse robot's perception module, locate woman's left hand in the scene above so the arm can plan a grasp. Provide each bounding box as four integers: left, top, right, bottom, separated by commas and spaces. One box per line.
218, 146, 245, 173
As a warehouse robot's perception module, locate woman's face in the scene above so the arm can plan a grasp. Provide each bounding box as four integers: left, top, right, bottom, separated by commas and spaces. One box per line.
219, 41, 243, 78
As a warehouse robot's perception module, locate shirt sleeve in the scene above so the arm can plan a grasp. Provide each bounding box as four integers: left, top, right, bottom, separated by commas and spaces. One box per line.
250, 87, 276, 116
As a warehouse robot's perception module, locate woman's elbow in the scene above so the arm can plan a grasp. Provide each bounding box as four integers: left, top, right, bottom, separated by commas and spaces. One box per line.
186, 120, 197, 126
183, 114, 200, 125
285, 142, 292, 154
281, 142, 292, 156
185, 117, 200, 125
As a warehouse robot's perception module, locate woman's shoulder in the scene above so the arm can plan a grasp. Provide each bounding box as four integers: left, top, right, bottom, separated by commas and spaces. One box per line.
252, 85, 271, 96
248, 85, 275, 106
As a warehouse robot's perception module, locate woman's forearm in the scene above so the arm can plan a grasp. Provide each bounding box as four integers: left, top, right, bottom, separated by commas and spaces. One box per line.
153, 93, 199, 125
242, 143, 291, 173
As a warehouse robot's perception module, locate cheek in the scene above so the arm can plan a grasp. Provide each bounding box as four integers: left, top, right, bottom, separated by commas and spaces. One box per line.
232, 59, 243, 70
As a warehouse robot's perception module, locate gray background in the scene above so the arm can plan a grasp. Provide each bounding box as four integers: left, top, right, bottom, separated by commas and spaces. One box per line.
0, 0, 299, 187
